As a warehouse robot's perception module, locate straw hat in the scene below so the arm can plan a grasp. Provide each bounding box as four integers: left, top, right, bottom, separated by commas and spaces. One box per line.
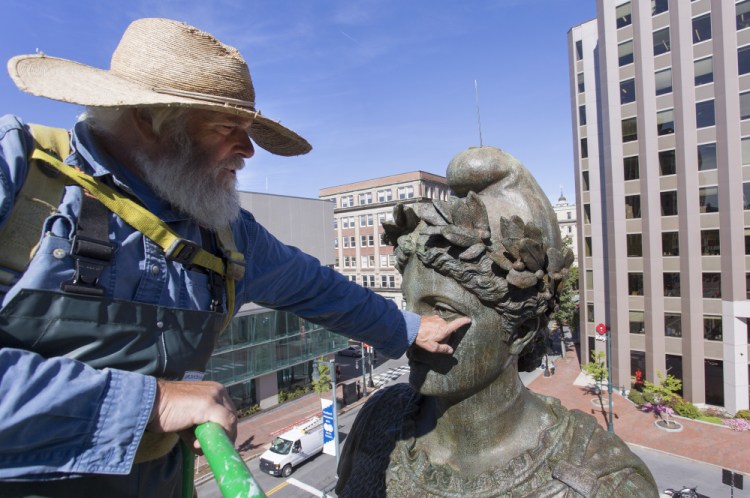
7, 18, 311, 156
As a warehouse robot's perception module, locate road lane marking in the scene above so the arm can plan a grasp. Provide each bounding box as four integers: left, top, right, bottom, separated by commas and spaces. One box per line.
287, 477, 325, 497
265, 480, 288, 496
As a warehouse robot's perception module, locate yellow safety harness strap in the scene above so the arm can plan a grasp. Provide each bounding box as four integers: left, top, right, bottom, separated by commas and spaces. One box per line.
30, 149, 245, 329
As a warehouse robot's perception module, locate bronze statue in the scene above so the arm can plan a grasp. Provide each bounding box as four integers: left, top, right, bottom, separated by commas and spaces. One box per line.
336, 146, 658, 497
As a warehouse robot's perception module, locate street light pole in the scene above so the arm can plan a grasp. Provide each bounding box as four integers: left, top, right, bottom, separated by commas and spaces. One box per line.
328, 359, 340, 475
606, 328, 614, 433
360, 342, 368, 397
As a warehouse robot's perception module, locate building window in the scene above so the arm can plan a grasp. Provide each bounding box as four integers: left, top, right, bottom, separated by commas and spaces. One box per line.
379, 255, 388, 267
579, 105, 587, 125
693, 13, 712, 43
362, 275, 375, 288
619, 40, 634, 66
334, 238, 338, 249
629, 273, 644, 296
703, 273, 721, 298
349, 236, 356, 247
704, 359, 724, 406
359, 214, 373, 227
576, 39, 583, 60
582, 171, 590, 191
694, 57, 713, 86
580, 138, 588, 159
617, 2, 632, 28
627, 233, 642, 257
358, 192, 373, 205
377, 189, 393, 203
625, 194, 641, 219
746, 229, 750, 255
697, 143, 717, 171
655, 68, 672, 96
397, 186, 414, 199
699, 186, 719, 213
342, 237, 349, 248
659, 150, 676, 175
739, 45, 750, 75
739, 0, 750, 30
622, 117, 637, 142
583, 204, 591, 223
665, 313, 682, 337
586, 270, 594, 289
341, 195, 353, 208
621, 78, 636, 105
653, 27, 671, 56
744, 182, 750, 209
664, 272, 681, 297
360, 256, 369, 268
652, 0, 668, 15
577, 73, 585, 93
701, 229, 720, 255
696, 100, 715, 128
743, 137, 750, 165
584, 236, 592, 257
333, 218, 338, 229
657, 109, 675, 135
629, 311, 645, 335
661, 190, 678, 216
343, 256, 351, 268
381, 275, 395, 288
662, 232, 679, 256
741, 92, 750, 121
704, 316, 723, 341
587, 303, 595, 323
360, 235, 367, 247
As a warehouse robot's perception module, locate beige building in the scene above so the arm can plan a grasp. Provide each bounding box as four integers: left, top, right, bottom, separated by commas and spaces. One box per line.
553, 190, 579, 267
570, 0, 750, 413
319, 172, 450, 309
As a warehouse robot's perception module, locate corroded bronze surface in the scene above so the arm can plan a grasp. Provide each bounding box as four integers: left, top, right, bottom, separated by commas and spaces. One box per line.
336, 147, 658, 497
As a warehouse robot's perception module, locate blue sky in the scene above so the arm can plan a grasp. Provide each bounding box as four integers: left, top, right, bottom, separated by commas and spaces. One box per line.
1, 0, 595, 203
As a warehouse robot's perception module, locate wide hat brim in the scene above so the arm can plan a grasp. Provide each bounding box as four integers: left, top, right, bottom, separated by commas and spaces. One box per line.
8, 54, 311, 157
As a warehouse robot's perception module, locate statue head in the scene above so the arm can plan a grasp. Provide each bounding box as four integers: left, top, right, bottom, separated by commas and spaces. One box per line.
384, 146, 574, 395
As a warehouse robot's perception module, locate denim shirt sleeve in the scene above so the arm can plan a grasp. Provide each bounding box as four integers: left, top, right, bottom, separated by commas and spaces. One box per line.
235, 211, 421, 359
0, 348, 156, 479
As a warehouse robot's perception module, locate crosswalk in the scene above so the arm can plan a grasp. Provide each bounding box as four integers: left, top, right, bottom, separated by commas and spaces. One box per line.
370, 365, 410, 388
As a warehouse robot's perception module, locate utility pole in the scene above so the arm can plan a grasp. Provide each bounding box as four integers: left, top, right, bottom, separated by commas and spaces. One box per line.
360, 342, 368, 397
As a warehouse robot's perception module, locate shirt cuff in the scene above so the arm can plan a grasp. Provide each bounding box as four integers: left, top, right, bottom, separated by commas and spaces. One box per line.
401, 310, 421, 346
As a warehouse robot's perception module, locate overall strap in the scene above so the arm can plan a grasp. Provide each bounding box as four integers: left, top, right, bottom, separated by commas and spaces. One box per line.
30, 148, 246, 329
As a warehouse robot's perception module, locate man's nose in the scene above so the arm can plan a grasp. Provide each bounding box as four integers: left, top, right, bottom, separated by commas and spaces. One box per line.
236, 132, 255, 158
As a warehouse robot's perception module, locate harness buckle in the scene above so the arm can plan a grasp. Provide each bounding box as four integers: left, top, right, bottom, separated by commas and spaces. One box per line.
61, 256, 106, 296
165, 238, 201, 266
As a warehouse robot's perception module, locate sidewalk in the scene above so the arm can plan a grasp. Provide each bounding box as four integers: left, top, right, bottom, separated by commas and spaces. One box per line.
526, 346, 750, 475
196, 346, 750, 481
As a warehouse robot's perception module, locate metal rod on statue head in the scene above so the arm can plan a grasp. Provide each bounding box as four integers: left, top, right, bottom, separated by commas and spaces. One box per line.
474, 80, 483, 147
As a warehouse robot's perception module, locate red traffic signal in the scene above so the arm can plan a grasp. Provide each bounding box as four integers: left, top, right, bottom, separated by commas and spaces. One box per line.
596, 323, 608, 335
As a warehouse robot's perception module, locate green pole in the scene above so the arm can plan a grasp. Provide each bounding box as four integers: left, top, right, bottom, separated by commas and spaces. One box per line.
194, 422, 267, 498
181, 440, 196, 498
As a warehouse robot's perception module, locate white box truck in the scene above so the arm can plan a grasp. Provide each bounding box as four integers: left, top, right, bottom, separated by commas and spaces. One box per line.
258, 417, 325, 477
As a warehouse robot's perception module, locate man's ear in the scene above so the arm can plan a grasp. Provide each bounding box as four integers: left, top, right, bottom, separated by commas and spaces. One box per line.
509, 317, 541, 355
131, 108, 159, 143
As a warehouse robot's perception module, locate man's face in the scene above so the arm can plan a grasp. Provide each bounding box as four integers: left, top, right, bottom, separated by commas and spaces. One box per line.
135, 109, 254, 230
182, 109, 255, 189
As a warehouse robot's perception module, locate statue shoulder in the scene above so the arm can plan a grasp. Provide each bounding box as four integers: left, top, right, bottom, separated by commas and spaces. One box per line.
550, 406, 659, 497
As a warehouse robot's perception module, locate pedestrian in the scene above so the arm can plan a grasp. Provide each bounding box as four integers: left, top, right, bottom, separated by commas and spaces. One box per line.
356, 381, 362, 399
0, 18, 469, 497
336, 365, 342, 379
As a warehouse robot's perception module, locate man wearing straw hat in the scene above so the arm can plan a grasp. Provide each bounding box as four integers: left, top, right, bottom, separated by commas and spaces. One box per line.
0, 18, 468, 497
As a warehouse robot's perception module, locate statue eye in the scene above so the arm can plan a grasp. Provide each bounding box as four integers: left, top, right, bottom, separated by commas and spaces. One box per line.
434, 302, 460, 319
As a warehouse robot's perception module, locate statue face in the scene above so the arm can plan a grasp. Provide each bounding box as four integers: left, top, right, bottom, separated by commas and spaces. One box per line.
403, 256, 515, 398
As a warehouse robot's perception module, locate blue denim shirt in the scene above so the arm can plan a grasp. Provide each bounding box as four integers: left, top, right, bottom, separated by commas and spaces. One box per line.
0, 114, 420, 478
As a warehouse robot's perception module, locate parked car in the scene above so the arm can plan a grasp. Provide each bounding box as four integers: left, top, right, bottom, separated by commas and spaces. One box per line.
337, 346, 362, 357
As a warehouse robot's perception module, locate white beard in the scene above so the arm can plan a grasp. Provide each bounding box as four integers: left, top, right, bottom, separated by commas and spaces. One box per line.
135, 131, 244, 231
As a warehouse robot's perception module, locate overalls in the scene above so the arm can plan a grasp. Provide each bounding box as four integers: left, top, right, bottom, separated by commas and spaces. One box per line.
0, 138, 241, 498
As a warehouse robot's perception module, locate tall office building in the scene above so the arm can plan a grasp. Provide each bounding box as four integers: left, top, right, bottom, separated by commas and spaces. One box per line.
569, 0, 750, 413
320, 172, 450, 309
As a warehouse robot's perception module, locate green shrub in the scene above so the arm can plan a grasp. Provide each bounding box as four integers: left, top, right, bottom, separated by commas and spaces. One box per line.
628, 390, 646, 406
237, 404, 260, 419
673, 399, 701, 419
735, 409, 750, 421
698, 415, 723, 425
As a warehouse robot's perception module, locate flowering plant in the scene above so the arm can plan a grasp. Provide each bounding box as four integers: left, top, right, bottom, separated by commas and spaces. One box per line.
724, 419, 750, 432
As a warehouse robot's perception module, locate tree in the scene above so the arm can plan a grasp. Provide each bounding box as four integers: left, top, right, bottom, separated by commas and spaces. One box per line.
311, 358, 331, 393
552, 236, 579, 330
582, 350, 608, 394
641, 371, 682, 407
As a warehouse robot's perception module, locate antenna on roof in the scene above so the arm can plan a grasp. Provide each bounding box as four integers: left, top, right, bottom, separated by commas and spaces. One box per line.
474, 80, 483, 147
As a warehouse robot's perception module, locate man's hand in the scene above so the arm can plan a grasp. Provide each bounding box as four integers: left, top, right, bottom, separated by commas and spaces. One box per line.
414, 315, 471, 354
147, 379, 238, 450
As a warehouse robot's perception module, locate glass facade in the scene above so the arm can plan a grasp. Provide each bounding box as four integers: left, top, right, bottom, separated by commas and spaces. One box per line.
205, 309, 350, 407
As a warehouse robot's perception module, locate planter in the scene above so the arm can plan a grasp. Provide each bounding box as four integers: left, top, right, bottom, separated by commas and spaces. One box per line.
654, 419, 683, 432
